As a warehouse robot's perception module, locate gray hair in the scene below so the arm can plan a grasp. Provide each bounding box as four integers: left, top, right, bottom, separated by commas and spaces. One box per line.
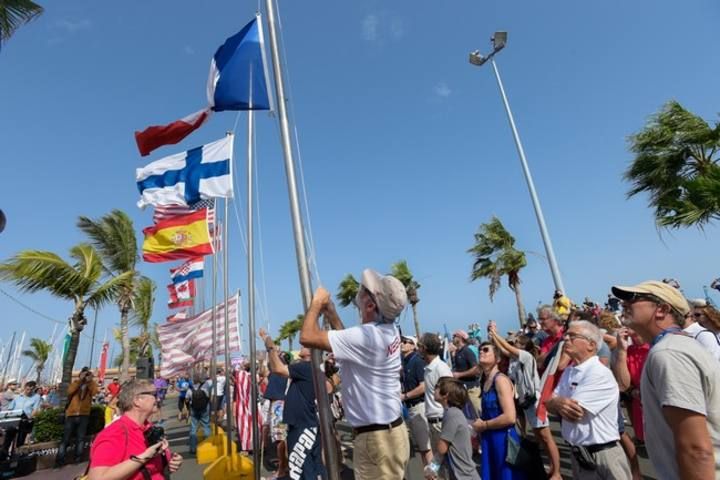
117, 379, 154, 413
569, 320, 602, 349
538, 305, 561, 323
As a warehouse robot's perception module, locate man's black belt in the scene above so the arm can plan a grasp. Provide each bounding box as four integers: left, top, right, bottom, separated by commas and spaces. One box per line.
403, 398, 422, 408
584, 440, 617, 454
427, 417, 442, 424
353, 417, 403, 435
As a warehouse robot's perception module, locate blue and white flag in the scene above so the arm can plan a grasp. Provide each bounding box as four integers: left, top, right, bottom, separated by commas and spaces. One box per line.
136, 136, 233, 208
207, 15, 273, 112
171, 257, 204, 284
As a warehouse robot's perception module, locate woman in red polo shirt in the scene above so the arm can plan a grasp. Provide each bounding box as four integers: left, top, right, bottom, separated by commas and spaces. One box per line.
88, 379, 183, 480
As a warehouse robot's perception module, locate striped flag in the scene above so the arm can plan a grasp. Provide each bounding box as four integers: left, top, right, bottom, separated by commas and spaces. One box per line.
157, 294, 241, 378
154, 199, 216, 224
234, 369, 263, 451
536, 340, 564, 423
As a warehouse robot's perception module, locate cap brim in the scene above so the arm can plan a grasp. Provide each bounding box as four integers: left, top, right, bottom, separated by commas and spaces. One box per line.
611, 285, 646, 300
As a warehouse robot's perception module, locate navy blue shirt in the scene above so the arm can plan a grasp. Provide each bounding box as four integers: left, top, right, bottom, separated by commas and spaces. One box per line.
402, 351, 425, 405
264, 373, 288, 402
452, 345, 479, 388
283, 361, 318, 428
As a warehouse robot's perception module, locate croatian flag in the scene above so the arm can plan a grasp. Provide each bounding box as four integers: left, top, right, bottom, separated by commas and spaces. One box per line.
136, 136, 233, 208
207, 15, 272, 112
171, 258, 204, 284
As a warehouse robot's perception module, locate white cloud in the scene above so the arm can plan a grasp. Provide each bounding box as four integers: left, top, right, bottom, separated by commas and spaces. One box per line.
362, 14, 379, 42
184, 46, 195, 55
56, 18, 92, 33
390, 18, 406, 39
434, 82, 452, 98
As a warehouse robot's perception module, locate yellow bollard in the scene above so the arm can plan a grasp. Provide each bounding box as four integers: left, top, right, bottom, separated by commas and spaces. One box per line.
202, 452, 253, 480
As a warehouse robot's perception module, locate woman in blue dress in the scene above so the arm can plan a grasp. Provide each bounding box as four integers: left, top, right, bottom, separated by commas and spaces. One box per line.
473, 342, 526, 480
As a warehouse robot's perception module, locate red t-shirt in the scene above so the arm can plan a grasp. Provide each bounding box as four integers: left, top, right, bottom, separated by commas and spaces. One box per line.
540, 329, 564, 355
90, 415, 170, 480
107, 383, 121, 398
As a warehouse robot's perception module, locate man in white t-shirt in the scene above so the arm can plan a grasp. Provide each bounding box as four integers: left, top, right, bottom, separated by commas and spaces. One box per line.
300, 269, 409, 480
419, 332, 453, 478
546, 320, 631, 480
613, 280, 720, 480
682, 301, 720, 361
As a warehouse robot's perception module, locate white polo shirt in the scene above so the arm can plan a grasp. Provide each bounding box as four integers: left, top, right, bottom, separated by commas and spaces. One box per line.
328, 322, 402, 427
424, 356, 453, 419
553, 355, 620, 446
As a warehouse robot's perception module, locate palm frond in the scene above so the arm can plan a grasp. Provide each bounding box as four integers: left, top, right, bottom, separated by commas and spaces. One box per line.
336, 274, 359, 307
0, 249, 94, 298
86, 270, 135, 310
77, 210, 138, 274
0, 0, 43, 42
130, 276, 156, 331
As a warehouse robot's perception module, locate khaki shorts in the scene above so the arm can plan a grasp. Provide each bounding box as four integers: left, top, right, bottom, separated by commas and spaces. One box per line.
353, 422, 410, 480
570, 443, 631, 480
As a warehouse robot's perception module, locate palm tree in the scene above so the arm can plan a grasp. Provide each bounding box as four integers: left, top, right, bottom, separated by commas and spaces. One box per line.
391, 261, 420, 336
468, 217, 528, 328
78, 210, 139, 381
131, 277, 157, 359
0, 245, 131, 403
276, 315, 304, 351
336, 274, 359, 307
625, 100, 720, 228
0, 0, 43, 45
22, 337, 52, 383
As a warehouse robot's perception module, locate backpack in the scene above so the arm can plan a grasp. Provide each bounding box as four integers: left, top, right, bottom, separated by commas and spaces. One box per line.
191, 387, 209, 414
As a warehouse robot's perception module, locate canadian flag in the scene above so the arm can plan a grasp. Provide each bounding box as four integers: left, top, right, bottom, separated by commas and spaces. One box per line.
167, 279, 196, 309
134, 108, 212, 157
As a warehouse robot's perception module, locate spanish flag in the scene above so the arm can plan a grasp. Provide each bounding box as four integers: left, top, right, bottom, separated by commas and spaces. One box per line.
142, 209, 214, 263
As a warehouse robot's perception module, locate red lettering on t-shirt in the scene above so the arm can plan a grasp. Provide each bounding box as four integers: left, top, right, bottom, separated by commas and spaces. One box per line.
387, 336, 401, 357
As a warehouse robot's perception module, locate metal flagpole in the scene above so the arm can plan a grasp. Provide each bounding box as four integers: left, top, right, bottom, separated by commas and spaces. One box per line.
247, 110, 261, 479
210, 206, 219, 429
1, 332, 16, 386
263, 2, 340, 478
223, 197, 235, 458
490, 58, 565, 294
88, 308, 98, 369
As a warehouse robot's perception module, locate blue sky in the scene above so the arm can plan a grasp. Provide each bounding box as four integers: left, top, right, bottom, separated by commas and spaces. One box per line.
1, 0, 719, 370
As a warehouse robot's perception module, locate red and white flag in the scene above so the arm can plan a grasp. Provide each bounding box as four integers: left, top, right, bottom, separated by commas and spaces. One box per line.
157, 294, 241, 378
536, 340, 564, 423
97, 342, 109, 384
134, 108, 212, 157
234, 369, 263, 451
167, 311, 189, 322
167, 279, 196, 309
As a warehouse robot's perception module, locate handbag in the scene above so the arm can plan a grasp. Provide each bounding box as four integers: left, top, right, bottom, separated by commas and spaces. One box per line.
505, 429, 547, 478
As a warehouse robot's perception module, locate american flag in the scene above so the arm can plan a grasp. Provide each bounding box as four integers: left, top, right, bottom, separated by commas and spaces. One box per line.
157, 294, 240, 378
234, 369, 263, 451
153, 199, 216, 224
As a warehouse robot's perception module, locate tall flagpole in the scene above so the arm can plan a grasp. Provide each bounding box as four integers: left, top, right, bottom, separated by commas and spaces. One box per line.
263, 2, 340, 478
210, 205, 219, 427
247, 110, 260, 479
223, 196, 234, 458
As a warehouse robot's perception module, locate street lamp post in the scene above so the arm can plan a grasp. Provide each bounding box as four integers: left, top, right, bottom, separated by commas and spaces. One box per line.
469, 32, 566, 294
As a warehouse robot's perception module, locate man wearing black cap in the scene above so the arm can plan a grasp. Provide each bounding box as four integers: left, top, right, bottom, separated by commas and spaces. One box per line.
301, 269, 409, 480
613, 280, 720, 480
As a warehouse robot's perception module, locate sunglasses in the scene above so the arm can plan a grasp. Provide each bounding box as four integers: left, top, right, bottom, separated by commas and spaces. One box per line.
622, 293, 660, 305
693, 313, 704, 318
401, 340, 414, 345
480, 346, 493, 353
137, 391, 158, 398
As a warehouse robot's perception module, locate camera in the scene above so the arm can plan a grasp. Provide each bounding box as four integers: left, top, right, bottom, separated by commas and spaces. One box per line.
144, 426, 165, 446
517, 392, 537, 410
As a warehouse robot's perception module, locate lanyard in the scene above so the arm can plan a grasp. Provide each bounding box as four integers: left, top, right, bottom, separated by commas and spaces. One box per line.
651, 326, 683, 348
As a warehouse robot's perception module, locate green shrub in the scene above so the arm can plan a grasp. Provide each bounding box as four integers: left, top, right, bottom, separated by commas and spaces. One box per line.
32, 405, 106, 443
33, 408, 63, 443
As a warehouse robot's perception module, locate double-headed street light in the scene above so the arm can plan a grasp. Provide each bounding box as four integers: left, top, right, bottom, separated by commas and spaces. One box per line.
469, 31, 566, 294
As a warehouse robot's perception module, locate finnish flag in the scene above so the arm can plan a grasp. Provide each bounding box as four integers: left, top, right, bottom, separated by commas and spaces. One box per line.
136, 136, 233, 208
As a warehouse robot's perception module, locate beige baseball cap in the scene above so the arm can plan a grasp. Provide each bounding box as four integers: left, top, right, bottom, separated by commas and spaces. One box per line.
611, 280, 691, 317
360, 269, 408, 320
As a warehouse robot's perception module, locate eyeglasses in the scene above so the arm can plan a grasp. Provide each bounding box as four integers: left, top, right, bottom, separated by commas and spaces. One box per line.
622, 293, 660, 306
401, 340, 414, 345
565, 332, 593, 342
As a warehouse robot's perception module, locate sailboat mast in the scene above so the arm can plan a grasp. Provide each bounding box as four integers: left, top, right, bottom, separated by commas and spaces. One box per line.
262, 2, 340, 478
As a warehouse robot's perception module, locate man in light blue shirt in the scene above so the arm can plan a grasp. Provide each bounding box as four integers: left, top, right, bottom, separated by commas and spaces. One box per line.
0, 381, 41, 457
